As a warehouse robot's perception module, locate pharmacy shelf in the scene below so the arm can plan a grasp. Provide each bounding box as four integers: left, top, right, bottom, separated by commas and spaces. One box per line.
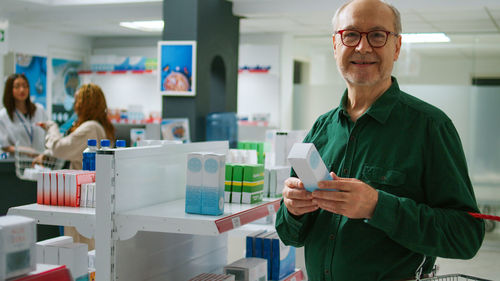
114, 198, 281, 239
7, 204, 95, 239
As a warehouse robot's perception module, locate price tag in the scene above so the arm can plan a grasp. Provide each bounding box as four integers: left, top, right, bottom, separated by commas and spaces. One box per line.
231, 216, 241, 228
267, 204, 276, 215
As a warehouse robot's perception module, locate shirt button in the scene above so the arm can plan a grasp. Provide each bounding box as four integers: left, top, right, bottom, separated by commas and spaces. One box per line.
325, 269, 330, 275
329, 234, 335, 240
349, 135, 355, 141
343, 168, 348, 175
381, 176, 386, 181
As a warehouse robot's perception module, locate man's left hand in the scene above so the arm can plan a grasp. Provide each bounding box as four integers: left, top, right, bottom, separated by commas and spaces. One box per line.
312, 172, 379, 219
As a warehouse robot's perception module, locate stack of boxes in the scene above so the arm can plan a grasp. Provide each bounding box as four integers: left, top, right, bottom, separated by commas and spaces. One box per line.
224, 164, 264, 204
237, 141, 265, 164
36, 236, 90, 281
37, 170, 96, 207
185, 152, 226, 216
244, 230, 296, 280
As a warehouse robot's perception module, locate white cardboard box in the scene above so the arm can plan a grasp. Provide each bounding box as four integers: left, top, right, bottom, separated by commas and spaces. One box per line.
287, 143, 334, 192
35, 236, 73, 264
224, 257, 267, 281
0, 215, 36, 280
59, 242, 88, 279
186, 153, 204, 214
201, 153, 225, 215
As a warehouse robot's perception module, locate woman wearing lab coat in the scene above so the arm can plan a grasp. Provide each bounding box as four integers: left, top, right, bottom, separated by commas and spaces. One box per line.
0, 73, 48, 153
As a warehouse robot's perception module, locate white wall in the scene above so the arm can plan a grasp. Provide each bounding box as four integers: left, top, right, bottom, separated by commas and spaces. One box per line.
238, 33, 295, 129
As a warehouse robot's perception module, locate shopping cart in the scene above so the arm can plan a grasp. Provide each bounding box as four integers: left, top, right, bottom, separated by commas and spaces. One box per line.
14, 145, 65, 181
420, 274, 492, 281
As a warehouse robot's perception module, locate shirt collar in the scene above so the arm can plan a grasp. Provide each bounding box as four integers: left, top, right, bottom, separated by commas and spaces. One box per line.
337, 76, 400, 124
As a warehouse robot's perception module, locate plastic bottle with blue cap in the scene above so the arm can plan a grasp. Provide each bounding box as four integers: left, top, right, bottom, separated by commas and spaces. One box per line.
115, 140, 126, 148
100, 139, 111, 151
82, 139, 97, 171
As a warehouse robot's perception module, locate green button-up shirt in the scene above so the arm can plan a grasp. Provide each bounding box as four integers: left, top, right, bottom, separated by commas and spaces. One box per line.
275, 77, 485, 281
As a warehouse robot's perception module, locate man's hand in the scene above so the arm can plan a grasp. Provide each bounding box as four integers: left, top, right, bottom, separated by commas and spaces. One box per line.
312, 172, 379, 219
282, 177, 319, 217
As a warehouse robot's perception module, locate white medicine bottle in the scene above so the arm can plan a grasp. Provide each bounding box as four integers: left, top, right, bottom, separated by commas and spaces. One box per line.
83, 139, 98, 171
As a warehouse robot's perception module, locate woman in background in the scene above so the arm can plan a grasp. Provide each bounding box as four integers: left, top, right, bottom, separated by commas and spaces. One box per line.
0, 74, 48, 153
36, 83, 115, 169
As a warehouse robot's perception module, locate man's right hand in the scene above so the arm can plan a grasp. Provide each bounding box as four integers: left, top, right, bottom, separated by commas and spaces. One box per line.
282, 177, 319, 217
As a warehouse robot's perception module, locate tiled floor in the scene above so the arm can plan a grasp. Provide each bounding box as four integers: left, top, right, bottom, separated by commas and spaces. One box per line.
434, 232, 500, 280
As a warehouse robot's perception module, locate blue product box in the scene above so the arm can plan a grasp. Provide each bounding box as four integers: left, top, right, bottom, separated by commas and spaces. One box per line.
246, 230, 267, 258
262, 231, 276, 279
271, 233, 296, 280
201, 154, 225, 215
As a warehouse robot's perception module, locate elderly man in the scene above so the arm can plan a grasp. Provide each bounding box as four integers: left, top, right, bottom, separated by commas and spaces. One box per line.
275, 0, 485, 280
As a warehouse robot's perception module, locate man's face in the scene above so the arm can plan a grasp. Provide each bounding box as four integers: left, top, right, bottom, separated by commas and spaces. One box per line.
333, 0, 402, 87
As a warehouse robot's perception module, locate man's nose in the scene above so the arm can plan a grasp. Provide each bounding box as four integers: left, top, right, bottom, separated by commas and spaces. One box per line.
355, 34, 373, 54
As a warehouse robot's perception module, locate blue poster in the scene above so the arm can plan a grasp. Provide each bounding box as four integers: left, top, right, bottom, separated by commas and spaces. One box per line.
15, 54, 47, 107
52, 58, 82, 126
158, 41, 196, 96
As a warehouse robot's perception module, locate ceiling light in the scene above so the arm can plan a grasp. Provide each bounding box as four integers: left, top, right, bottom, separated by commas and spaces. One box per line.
120, 20, 164, 32
402, 33, 450, 43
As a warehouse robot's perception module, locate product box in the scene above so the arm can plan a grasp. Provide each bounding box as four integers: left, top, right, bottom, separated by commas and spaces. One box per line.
189, 273, 235, 281
231, 165, 244, 204
80, 183, 88, 208
87, 183, 95, 208
0, 216, 36, 280
262, 231, 277, 279
37, 172, 43, 204
186, 153, 204, 214
241, 164, 264, 204
35, 236, 73, 264
263, 169, 270, 198
57, 171, 65, 206
59, 243, 88, 280
88, 249, 96, 270
224, 257, 267, 281
66, 171, 96, 207
287, 143, 334, 192
201, 153, 225, 215
43, 245, 60, 265
269, 166, 290, 198
245, 230, 267, 258
274, 132, 288, 166
50, 171, 59, 205
43, 171, 51, 205
225, 164, 233, 203
253, 231, 271, 258
270, 233, 296, 280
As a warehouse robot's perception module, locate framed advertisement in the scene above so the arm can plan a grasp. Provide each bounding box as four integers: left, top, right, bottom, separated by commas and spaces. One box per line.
157, 40, 196, 96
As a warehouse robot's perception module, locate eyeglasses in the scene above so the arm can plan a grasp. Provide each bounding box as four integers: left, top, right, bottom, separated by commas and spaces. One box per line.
334, 29, 399, 48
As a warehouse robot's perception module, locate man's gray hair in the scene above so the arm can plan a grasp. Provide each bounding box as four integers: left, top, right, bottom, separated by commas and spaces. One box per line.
331, 0, 402, 35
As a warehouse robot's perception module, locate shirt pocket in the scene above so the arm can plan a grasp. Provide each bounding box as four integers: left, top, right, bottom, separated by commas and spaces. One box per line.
361, 165, 406, 188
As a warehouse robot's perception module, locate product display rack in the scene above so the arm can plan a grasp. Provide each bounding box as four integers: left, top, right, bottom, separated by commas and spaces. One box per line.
8, 142, 299, 281
8, 204, 95, 239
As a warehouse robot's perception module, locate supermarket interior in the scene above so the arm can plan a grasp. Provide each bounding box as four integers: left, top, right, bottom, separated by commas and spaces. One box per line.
0, 0, 500, 280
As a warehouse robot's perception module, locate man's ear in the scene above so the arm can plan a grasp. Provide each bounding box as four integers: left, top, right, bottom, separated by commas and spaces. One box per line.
333, 35, 337, 55
393, 35, 402, 61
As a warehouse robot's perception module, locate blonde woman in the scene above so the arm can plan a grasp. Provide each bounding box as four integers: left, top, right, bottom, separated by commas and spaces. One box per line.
36, 83, 115, 169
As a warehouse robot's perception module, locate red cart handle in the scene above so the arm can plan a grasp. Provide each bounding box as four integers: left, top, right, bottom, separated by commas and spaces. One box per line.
468, 212, 500, 222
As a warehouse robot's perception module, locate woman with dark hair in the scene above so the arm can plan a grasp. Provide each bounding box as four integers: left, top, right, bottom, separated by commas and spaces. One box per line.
35, 83, 115, 170
0, 73, 48, 153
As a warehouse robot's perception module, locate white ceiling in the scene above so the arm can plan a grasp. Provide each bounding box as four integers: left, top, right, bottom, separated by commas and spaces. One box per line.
0, 0, 499, 57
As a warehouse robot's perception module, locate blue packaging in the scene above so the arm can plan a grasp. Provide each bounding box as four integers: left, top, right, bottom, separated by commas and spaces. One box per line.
246, 230, 267, 258
82, 139, 97, 171
201, 154, 225, 215
271, 233, 296, 280
185, 153, 203, 214
262, 231, 276, 279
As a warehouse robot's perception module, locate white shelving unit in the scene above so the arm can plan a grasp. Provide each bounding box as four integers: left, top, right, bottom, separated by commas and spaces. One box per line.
8, 204, 95, 239
9, 142, 302, 281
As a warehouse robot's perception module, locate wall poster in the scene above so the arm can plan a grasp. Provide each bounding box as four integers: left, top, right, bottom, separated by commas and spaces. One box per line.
157, 41, 196, 96
15, 54, 47, 107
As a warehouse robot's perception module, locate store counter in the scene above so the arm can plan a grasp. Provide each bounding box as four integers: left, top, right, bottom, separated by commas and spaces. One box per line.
0, 158, 59, 240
